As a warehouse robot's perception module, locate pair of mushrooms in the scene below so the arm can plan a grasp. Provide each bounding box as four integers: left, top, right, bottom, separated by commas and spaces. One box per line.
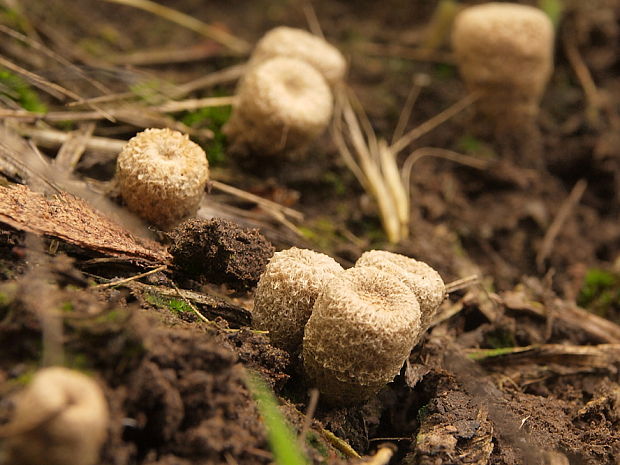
115, 28, 345, 228
252, 248, 445, 405
452, 2, 555, 129
224, 27, 346, 156
0, 367, 108, 465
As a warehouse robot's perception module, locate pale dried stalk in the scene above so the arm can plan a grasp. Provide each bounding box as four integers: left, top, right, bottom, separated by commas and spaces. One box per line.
333, 89, 402, 243
333, 87, 478, 243
103, 0, 251, 54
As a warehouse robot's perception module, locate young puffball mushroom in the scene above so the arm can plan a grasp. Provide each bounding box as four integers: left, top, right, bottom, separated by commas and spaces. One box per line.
355, 250, 445, 335
116, 128, 209, 229
451, 3, 554, 126
252, 247, 343, 354
223, 56, 334, 156
250, 26, 347, 87
302, 267, 422, 405
0, 367, 109, 465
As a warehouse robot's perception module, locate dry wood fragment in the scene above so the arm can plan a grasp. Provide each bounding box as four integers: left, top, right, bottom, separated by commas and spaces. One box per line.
0, 184, 170, 265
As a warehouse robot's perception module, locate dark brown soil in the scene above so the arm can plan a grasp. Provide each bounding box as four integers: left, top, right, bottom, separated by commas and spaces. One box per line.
169, 218, 275, 290
1, 0, 620, 464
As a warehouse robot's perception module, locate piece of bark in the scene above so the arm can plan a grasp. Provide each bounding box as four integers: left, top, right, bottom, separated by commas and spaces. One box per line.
0, 183, 170, 265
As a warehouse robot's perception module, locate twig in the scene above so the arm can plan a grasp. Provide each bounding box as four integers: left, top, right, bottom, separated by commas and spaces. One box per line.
92, 264, 167, 289
536, 179, 587, 272
320, 428, 361, 459
103, 0, 251, 54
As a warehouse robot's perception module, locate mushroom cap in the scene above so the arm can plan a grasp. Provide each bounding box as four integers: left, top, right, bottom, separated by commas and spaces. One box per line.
302, 267, 421, 405
452, 2, 554, 116
2, 367, 108, 465
224, 56, 334, 156
116, 128, 209, 229
251, 26, 346, 86
252, 247, 344, 354
355, 250, 445, 332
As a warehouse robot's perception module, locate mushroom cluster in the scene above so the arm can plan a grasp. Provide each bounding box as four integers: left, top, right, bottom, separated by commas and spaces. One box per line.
253, 248, 445, 405
224, 27, 346, 156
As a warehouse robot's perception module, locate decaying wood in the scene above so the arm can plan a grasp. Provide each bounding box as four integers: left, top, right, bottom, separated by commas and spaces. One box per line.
0, 184, 170, 265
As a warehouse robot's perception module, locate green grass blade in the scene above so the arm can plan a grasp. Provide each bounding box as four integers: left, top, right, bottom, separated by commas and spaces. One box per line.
245, 371, 308, 465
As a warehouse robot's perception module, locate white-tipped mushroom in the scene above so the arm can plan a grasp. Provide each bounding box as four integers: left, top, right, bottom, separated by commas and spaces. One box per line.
116, 128, 209, 229
224, 56, 334, 156
452, 3, 554, 124
250, 26, 346, 87
0, 367, 109, 465
302, 267, 422, 405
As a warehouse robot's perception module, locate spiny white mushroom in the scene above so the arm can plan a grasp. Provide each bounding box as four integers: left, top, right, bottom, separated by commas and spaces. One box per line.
452, 2, 554, 125
250, 26, 347, 86
116, 128, 209, 229
252, 247, 343, 354
224, 56, 334, 156
0, 367, 109, 465
355, 250, 445, 335
302, 267, 422, 405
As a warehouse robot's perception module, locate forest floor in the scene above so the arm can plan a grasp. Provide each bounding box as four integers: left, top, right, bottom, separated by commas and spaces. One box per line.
1, 0, 620, 464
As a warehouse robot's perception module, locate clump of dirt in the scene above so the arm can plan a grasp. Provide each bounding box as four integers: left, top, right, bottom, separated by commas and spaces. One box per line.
0, 267, 274, 465
169, 218, 274, 290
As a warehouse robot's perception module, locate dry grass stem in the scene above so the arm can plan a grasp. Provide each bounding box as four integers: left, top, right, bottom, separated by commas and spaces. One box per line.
18, 126, 127, 154
92, 265, 168, 289
106, 45, 221, 66
210, 180, 303, 221
391, 75, 427, 144
445, 274, 480, 293
402, 147, 489, 199
319, 428, 361, 459
0, 108, 212, 138
0, 24, 111, 95
104, 0, 251, 54
155, 95, 236, 113
333, 89, 402, 242
53, 122, 96, 171
536, 179, 587, 271
390, 92, 478, 153
173, 64, 246, 98
298, 388, 319, 448
562, 29, 601, 125
333, 87, 478, 243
